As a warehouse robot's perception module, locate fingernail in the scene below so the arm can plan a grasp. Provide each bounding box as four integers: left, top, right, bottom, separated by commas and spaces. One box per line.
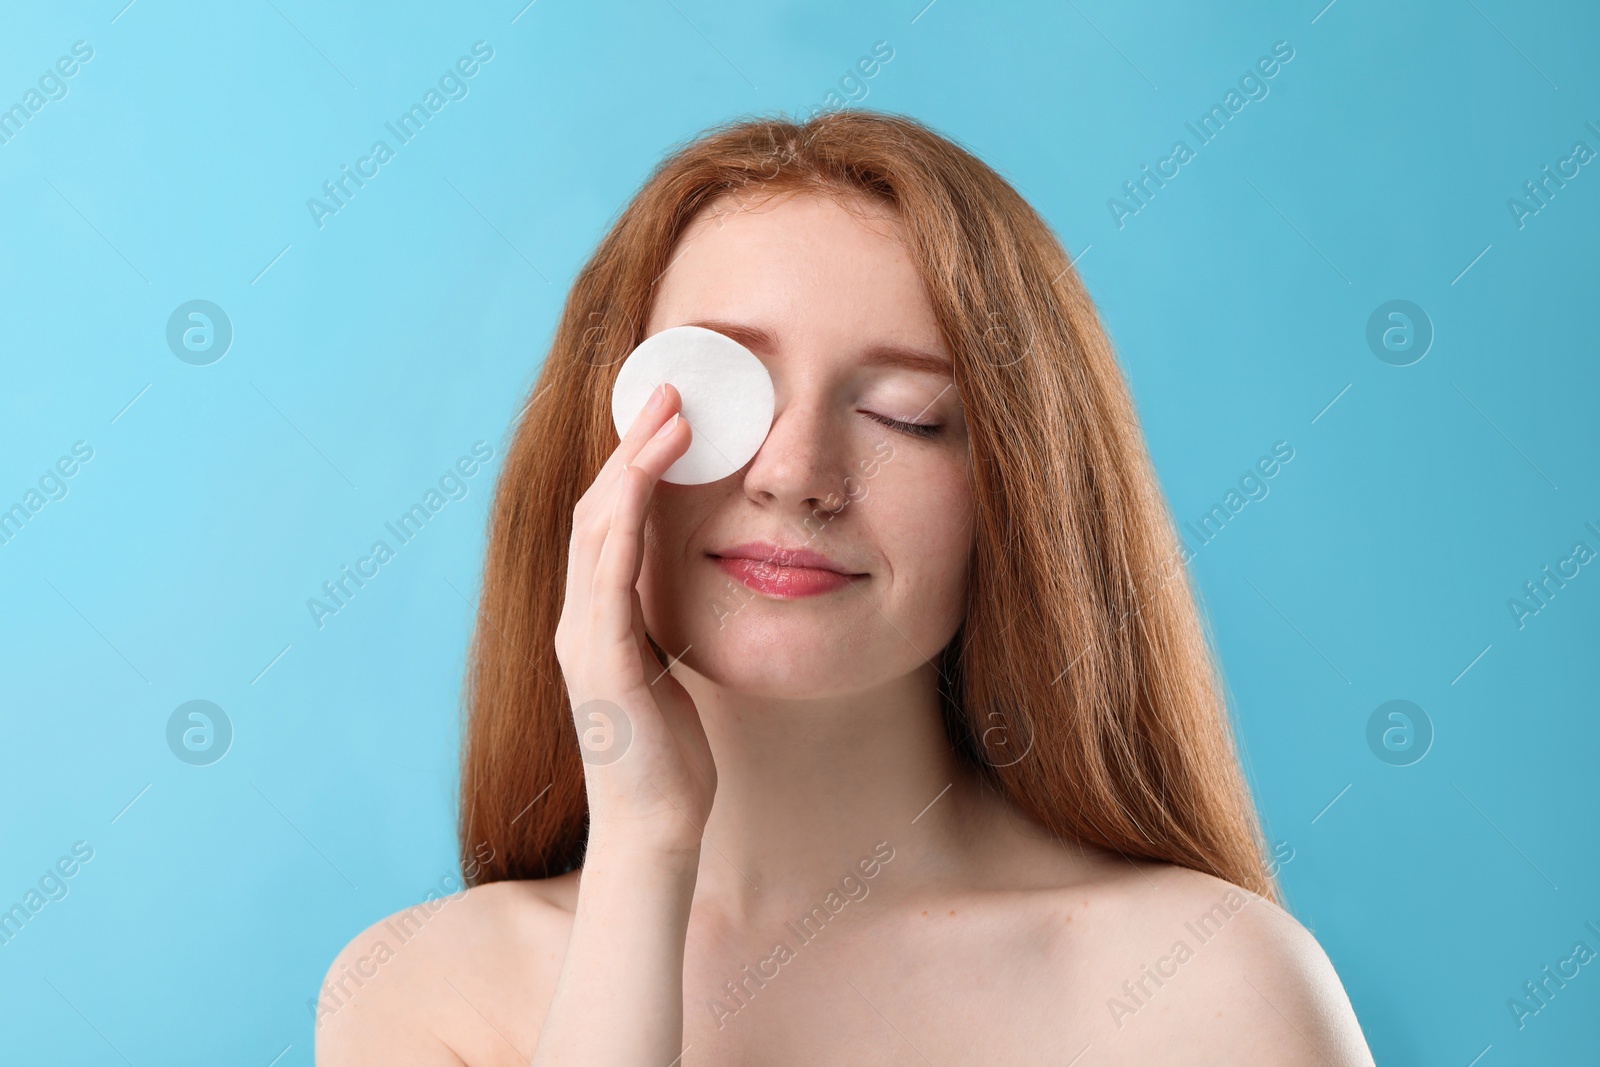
645, 384, 666, 412
653, 412, 680, 439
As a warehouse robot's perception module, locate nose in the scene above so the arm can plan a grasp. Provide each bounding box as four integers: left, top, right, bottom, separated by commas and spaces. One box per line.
739, 386, 848, 516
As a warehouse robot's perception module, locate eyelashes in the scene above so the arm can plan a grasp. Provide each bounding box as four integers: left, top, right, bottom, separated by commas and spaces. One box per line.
863, 412, 942, 439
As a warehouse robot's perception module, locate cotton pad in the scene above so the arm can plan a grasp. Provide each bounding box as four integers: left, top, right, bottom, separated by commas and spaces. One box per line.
611, 325, 775, 485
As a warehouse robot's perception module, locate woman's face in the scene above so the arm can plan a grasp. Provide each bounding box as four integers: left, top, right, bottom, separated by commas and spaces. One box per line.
637, 190, 974, 700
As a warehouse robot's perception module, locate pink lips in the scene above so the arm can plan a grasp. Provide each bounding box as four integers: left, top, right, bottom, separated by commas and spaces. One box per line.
710, 541, 865, 598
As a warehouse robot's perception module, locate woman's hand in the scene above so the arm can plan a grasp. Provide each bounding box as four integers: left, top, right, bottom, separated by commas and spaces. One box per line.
530, 382, 709, 1066
553, 382, 716, 860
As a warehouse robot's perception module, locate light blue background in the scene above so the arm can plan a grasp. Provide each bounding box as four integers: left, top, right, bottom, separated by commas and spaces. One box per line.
2, 1, 1595, 1063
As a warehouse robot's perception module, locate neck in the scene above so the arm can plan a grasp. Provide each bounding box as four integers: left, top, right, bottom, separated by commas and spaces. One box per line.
669, 657, 1001, 923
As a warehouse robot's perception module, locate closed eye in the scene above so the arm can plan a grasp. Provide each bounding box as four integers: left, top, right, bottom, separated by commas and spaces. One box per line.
863, 412, 942, 439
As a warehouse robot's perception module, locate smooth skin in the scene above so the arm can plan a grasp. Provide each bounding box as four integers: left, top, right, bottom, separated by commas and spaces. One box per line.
317, 191, 1374, 1066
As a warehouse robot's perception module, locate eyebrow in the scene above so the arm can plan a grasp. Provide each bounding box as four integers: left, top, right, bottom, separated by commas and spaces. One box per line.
684, 319, 954, 377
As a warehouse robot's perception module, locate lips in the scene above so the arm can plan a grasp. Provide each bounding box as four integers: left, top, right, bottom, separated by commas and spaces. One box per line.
709, 541, 866, 598
714, 541, 859, 574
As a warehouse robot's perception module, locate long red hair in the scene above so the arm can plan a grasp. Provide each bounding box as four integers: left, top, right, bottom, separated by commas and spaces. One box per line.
458, 109, 1277, 900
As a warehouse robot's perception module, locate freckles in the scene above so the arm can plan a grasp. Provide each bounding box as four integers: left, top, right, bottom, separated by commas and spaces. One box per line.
870, 462, 973, 606
882, 461, 972, 535
921, 476, 977, 598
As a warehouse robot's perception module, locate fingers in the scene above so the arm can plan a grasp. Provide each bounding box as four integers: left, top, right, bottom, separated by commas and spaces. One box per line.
596, 383, 685, 500
590, 464, 646, 651
628, 407, 691, 484
564, 382, 684, 616
576, 400, 688, 600
591, 414, 690, 647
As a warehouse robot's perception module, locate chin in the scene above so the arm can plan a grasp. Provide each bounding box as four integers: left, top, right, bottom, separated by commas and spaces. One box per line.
665, 608, 882, 700
693, 649, 868, 700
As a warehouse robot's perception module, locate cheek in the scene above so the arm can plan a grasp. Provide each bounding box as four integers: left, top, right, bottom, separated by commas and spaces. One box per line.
870, 458, 973, 616
637, 486, 712, 648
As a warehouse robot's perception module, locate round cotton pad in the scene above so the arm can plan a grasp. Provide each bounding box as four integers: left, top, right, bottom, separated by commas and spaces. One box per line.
610, 325, 776, 485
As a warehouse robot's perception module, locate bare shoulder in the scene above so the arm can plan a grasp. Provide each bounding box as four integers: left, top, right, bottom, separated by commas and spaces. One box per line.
1057, 860, 1375, 1065
314, 872, 579, 1066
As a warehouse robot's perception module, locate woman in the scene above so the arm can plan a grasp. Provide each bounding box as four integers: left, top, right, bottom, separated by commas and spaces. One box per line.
318, 110, 1374, 1064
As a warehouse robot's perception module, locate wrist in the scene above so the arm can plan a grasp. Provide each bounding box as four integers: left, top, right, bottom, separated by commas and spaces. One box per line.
583, 827, 703, 874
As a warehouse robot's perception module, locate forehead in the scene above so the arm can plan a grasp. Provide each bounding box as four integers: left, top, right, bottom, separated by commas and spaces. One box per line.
645, 190, 944, 352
